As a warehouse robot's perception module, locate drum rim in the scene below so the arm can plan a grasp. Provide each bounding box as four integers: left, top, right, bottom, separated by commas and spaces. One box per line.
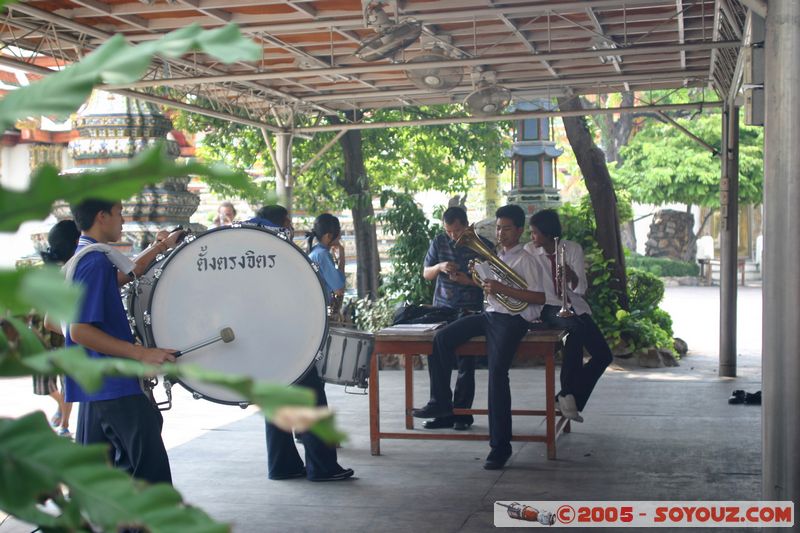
141, 223, 330, 405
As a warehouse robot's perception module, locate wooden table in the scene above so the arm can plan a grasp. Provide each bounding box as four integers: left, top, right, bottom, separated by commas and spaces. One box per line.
369, 327, 569, 459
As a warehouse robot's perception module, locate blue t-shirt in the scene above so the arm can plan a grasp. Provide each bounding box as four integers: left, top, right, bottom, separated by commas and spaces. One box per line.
424, 233, 490, 311
308, 243, 345, 303
65, 236, 141, 402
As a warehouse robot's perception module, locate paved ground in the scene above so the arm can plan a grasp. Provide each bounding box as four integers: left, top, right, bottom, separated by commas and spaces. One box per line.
1, 286, 765, 532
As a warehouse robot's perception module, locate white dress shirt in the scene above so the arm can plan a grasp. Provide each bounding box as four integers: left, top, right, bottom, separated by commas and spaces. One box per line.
483, 243, 545, 322
524, 239, 592, 316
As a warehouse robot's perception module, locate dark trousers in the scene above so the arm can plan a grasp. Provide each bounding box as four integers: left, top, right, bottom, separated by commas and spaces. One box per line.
265, 367, 340, 480
425, 347, 475, 424
76, 393, 172, 485
428, 312, 530, 453
541, 305, 613, 411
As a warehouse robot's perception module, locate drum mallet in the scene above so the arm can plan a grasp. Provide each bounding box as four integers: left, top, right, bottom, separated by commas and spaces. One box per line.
174, 327, 235, 357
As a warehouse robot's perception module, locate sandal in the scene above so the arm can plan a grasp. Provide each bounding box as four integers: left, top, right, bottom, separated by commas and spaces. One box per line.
50, 411, 62, 427
57, 427, 72, 438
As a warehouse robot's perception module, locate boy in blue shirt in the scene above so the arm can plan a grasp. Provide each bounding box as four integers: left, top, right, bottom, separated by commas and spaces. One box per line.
66, 198, 183, 484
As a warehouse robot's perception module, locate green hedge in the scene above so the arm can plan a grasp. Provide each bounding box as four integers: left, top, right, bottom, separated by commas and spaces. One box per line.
625, 253, 700, 277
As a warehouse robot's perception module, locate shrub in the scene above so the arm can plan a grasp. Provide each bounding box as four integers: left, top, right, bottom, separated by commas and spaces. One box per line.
351, 295, 397, 332
627, 268, 665, 314
559, 200, 676, 354
378, 190, 440, 305
625, 252, 700, 277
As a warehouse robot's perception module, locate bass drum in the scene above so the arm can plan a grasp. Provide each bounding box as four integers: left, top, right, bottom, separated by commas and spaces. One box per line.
127, 225, 329, 404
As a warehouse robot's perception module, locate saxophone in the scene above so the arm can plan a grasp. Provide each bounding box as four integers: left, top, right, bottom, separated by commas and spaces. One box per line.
455, 225, 528, 313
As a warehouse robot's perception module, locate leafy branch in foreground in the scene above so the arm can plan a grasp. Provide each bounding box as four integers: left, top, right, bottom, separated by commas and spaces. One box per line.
0, 412, 228, 533
0, 316, 344, 444
0, 23, 261, 131
0, 143, 268, 233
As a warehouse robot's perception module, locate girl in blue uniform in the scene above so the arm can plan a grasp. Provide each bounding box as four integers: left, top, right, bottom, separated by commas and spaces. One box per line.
265, 211, 354, 482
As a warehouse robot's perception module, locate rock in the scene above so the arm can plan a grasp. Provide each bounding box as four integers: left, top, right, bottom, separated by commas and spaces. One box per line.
673, 337, 689, 356
659, 349, 680, 367
610, 339, 635, 358
637, 348, 665, 368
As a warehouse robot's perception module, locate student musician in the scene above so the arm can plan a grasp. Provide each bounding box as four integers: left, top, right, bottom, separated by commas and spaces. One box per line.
413, 205, 546, 470
524, 209, 613, 423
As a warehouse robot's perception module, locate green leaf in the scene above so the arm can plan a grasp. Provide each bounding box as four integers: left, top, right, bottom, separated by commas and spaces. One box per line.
3, 317, 45, 357
8, 346, 343, 444
0, 144, 259, 232
0, 24, 260, 130
17, 267, 82, 323
0, 412, 230, 532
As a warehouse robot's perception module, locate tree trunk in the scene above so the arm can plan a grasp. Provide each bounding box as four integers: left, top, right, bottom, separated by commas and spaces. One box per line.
335, 116, 381, 300
558, 96, 630, 310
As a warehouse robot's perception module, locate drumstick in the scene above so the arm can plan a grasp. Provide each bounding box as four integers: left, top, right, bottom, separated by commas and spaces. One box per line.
174, 327, 235, 357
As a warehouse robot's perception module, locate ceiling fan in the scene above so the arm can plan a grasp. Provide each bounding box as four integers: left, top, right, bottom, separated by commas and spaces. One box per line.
463, 69, 511, 116
404, 42, 463, 91
355, 2, 422, 62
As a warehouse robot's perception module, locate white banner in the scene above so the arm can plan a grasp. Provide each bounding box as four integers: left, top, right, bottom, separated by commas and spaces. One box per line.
493, 501, 794, 528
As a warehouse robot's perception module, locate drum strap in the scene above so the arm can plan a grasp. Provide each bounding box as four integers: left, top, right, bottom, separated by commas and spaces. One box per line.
61, 243, 136, 282
59, 244, 136, 338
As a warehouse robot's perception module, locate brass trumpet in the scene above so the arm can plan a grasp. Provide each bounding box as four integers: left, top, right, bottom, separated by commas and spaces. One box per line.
554, 237, 575, 318
455, 225, 528, 313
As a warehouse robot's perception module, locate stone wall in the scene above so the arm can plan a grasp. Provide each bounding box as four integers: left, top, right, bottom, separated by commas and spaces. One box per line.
645, 209, 696, 260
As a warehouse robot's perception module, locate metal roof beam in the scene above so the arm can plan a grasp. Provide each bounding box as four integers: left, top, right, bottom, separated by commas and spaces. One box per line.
5, 1, 339, 116
301, 68, 710, 103
88, 0, 690, 35
292, 101, 723, 134
109, 41, 739, 89
0, 54, 283, 131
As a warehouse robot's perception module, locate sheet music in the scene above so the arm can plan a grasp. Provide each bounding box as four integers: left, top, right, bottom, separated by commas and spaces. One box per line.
380, 322, 447, 334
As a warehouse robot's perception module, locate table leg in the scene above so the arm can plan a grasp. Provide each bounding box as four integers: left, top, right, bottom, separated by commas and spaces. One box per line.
369, 349, 380, 456
546, 344, 556, 460
405, 354, 414, 429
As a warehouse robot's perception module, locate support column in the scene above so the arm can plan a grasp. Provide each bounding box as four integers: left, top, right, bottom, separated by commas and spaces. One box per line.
719, 103, 739, 377
763, 0, 800, 507
275, 132, 294, 210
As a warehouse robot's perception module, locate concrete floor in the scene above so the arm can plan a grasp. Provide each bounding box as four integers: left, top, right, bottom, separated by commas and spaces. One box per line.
1, 286, 765, 532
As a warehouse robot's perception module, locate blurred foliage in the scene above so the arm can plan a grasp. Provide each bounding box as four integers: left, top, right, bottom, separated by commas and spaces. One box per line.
0, 23, 260, 132
0, 22, 342, 533
0, 412, 227, 533
0, 144, 257, 233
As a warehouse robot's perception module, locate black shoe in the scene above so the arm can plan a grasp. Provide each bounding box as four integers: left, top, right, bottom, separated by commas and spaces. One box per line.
483, 449, 512, 470
269, 468, 307, 480
453, 421, 472, 431
745, 391, 761, 405
309, 468, 355, 482
412, 403, 453, 419
422, 417, 454, 429
728, 390, 746, 404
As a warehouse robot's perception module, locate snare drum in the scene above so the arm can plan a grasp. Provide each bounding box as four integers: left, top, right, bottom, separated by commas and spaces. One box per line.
316, 327, 374, 390
127, 225, 329, 404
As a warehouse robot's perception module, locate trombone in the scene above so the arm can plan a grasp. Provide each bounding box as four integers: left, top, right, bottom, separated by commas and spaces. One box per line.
554, 237, 575, 318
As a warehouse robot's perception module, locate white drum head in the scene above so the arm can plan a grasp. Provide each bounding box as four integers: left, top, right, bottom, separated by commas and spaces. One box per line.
146, 225, 328, 404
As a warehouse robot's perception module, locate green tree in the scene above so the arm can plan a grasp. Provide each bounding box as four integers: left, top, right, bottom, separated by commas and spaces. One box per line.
176, 108, 511, 299
613, 112, 764, 208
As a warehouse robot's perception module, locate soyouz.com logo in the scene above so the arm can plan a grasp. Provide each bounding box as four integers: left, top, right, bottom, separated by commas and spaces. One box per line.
493, 501, 794, 528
